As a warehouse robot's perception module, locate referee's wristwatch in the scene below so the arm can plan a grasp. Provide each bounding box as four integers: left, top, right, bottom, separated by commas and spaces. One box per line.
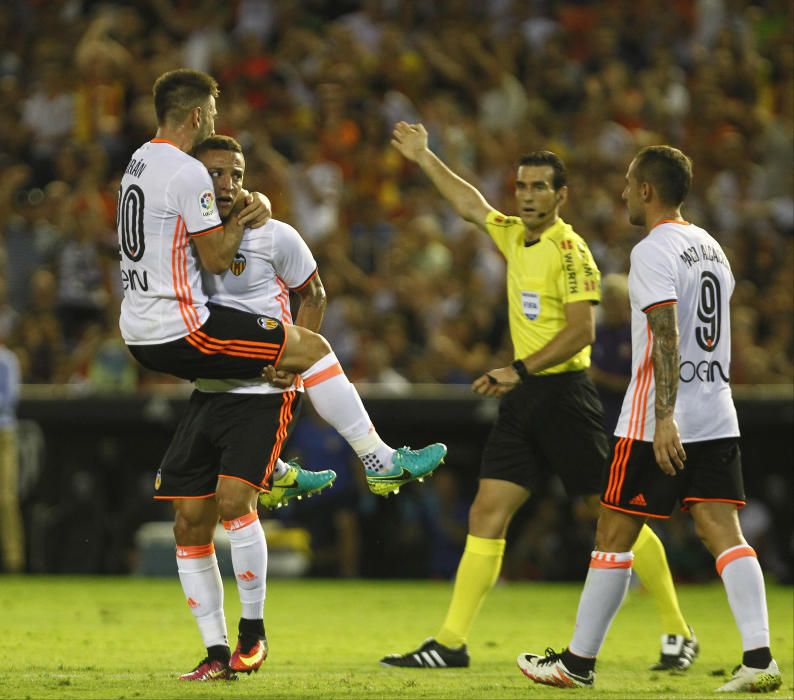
512, 359, 531, 383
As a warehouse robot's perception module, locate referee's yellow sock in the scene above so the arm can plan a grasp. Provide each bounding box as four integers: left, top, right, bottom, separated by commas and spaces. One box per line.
632, 524, 691, 638
436, 535, 506, 648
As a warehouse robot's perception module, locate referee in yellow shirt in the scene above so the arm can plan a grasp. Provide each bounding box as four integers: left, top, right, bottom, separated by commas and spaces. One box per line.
381, 122, 697, 672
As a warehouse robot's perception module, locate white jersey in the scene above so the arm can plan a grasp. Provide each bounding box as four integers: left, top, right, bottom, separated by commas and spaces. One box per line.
118, 139, 223, 345
615, 220, 739, 443
195, 218, 317, 395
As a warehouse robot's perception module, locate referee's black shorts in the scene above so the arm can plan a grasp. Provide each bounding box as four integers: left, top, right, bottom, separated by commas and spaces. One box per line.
480, 370, 607, 497
127, 303, 286, 381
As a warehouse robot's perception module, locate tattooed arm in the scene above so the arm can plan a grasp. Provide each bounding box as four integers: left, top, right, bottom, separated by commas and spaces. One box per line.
647, 303, 687, 475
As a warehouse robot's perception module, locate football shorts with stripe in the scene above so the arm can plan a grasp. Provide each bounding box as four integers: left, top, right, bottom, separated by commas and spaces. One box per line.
601, 437, 745, 518
155, 389, 302, 498
129, 303, 286, 381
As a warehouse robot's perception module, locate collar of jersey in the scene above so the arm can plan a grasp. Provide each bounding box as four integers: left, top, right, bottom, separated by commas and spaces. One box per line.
651, 218, 690, 232
524, 216, 567, 246
150, 138, 179, 148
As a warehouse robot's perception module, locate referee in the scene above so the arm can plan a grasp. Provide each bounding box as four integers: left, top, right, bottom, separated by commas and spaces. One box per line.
381, 122, 696, 672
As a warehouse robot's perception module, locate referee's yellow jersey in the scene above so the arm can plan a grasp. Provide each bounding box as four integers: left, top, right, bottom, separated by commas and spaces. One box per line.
485, 210, 601, 375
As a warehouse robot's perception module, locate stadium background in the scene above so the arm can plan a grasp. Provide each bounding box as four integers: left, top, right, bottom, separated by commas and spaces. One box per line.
0, 0, 791, 584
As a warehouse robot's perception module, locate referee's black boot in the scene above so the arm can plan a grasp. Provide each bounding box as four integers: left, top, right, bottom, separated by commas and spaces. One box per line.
380, 638, 469, 668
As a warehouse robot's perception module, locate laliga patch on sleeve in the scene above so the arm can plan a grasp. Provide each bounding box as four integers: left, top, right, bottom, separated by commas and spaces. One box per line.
199, 190, 216, 218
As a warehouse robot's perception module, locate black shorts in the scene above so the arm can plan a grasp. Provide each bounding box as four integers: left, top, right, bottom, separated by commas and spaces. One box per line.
128, 303, 287, 381
154, 389, 302, 499
480, 370, 607, 496
600, 436, 745, 518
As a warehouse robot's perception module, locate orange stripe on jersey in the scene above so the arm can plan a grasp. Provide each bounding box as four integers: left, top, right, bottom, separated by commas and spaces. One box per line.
292, 267, 318, 292
302, 363, 344, 388
174, 218, 201, 332
222, 510, 259, 531
171, 217, 187, 330
275, 276, 291, 324
175, 543, 214, 559
171, 218, 195, 332
262, 392, 296, 485
655, 219, 691, 227
643, 299, 677, 314
635, 324, 653, 440
715, 545, 756, 576
180, 219, 201, 330
150, 138, 178, 147
628, 325, 653, 440
189, 223, 224, 238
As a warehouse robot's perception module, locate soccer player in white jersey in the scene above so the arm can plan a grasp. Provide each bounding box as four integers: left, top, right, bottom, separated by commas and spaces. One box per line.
119, 69, 278, 378
160, 136, 446, 681
518, 146, 781, 693
121, 70, 443, 496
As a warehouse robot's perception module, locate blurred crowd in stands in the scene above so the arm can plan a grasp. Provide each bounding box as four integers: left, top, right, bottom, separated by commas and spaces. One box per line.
0, 0, 791, 389
0, 1, 791, 581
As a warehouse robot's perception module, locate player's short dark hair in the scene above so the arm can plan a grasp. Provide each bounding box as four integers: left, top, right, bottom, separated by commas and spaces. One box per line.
518, 151, 567, 190
152, 69, 219, 125
633, 145, 692, 206
193, 135, 243, 159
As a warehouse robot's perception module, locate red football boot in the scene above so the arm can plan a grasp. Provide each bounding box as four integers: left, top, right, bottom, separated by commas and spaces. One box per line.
229, 638, 268, 674
178, 657, 237, 681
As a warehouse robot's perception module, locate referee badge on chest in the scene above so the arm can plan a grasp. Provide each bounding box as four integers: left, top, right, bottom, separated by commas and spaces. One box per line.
521, 291, 541, 320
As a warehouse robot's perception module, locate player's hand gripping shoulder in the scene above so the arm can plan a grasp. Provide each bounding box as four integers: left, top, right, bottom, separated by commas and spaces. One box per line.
236, 190, 272, 228
391, 121, 429, 163
647, 303, 687, 476
472, 365, 520, 398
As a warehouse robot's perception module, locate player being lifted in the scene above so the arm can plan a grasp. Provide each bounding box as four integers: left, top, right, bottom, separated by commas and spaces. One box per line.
118, 70, 445, 497
381, 123, 697, 672
518, 146, 781, 693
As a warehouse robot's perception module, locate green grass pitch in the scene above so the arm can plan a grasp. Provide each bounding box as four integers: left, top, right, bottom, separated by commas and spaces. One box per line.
0, 576, 790, 699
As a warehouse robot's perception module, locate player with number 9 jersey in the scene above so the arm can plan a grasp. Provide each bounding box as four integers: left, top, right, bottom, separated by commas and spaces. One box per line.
615, 220, 739, 444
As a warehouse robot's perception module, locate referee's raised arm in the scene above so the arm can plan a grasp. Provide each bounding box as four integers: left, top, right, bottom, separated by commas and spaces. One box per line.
391, 121, 494, 230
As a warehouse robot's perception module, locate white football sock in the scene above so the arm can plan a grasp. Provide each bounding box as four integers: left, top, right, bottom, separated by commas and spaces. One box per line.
176, 543, 228, 648
302, 351, 394, 471
717, 545, 770, 651
223, 512, 267, 621
569, 551, 634, 658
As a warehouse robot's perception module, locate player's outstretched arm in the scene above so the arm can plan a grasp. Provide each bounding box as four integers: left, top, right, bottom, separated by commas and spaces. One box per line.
391, 121, 493, 229
647, 303, 686, 475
